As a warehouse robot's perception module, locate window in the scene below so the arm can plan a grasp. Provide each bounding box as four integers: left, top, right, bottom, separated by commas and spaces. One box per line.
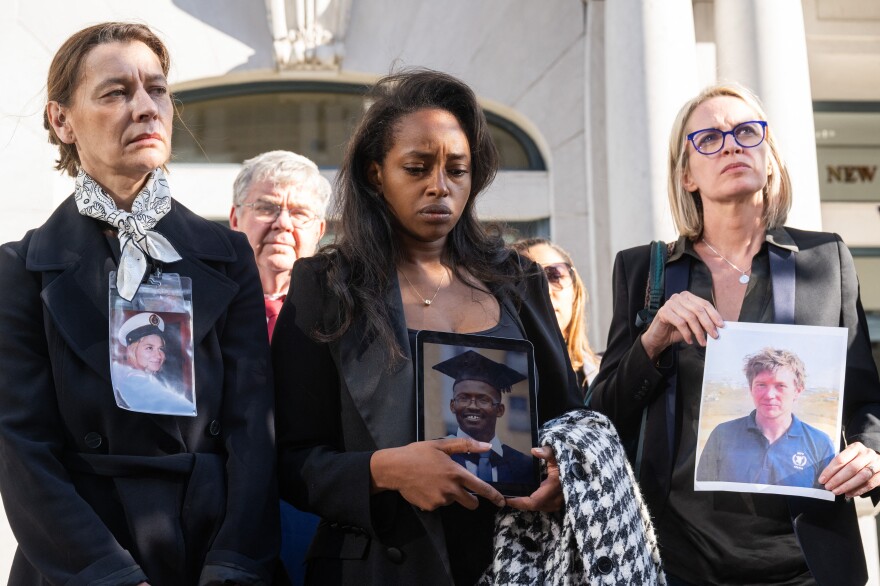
172, 82, 545, 170
815, 103, 880, 372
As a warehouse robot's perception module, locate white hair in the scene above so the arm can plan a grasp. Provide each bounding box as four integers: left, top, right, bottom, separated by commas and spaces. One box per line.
232, 150, 331, 218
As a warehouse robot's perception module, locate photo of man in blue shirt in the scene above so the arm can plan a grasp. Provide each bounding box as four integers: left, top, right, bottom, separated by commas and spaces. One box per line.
697, 347, 836, 488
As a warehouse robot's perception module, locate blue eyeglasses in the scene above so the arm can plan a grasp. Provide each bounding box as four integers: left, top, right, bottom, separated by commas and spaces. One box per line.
687, 120, 768, 155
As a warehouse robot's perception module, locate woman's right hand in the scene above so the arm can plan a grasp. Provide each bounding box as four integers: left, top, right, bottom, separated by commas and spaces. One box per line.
640, 291, 724, 362
370, 438, 506, 511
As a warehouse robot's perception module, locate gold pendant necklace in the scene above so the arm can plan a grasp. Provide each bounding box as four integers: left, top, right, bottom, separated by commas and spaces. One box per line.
400, 268, 445, 307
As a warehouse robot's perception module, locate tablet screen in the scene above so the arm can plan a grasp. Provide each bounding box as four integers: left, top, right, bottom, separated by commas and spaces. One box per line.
415, 330, 540, 497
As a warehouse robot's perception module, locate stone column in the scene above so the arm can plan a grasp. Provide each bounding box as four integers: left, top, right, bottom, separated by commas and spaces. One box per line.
715, 0, 822, 230
603, 0, 699, 255
583, 0, 613, 349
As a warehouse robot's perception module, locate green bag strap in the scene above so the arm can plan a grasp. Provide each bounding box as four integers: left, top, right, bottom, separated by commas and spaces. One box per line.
633, 240, 666, 478
635, 240, 667, 329
584, 239, 668, 409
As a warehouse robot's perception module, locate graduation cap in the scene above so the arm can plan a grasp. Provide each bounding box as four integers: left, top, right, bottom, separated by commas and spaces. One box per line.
432, 350, 527, 394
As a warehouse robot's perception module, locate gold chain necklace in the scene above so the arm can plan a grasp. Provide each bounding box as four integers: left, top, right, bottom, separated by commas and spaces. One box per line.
399, 268, 445, 307
702, 238, 752, 284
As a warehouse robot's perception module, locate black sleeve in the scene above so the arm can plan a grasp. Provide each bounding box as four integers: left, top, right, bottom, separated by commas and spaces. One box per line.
834, 237, 880, 504
0, 239, 147, 585
201, 232, 280, 584
588, 247, 667, 442
273, 257, 378, 534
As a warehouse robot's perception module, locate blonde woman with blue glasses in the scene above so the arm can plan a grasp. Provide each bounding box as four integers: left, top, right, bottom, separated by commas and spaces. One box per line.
589, 82, 880, 586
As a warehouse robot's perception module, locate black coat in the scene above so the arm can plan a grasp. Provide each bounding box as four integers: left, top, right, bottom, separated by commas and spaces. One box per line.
273, 252, 582, 585
589, 227, 880, 586
0, 197, 280, 585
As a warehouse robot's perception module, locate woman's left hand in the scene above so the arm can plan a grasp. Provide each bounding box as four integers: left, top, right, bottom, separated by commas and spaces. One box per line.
505, 446, 564, 512
819, 441, 880, 498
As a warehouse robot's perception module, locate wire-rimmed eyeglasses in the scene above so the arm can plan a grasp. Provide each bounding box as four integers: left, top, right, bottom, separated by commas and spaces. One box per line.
543, 263, 574, 291
452, 395, 501, 409
687, 120, 768, 155
237, 201, 318, 227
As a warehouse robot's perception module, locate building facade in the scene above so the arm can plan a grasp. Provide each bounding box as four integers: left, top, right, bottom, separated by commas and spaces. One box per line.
1, 0, 879, 580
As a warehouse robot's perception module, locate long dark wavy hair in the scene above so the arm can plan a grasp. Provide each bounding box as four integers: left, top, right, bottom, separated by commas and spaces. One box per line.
318, 69, 524, 359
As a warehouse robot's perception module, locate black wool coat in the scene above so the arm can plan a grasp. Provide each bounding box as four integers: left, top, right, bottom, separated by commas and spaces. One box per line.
0, 197, 280, 585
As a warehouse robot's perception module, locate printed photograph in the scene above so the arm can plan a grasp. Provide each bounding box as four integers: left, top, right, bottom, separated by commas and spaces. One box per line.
694, 322, 847, 501
110, 310, 196, 416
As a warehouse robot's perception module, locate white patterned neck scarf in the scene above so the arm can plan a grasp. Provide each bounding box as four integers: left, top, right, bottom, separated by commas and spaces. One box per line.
75, 168, 182, 301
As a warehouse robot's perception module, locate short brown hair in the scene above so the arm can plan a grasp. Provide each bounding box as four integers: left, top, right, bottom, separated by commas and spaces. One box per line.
44, 22, 171, 176
667, 82, 793, 239
743, 347, 806, 391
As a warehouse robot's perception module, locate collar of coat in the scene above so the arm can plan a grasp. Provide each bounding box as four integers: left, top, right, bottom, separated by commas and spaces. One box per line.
24, 195, 241, 382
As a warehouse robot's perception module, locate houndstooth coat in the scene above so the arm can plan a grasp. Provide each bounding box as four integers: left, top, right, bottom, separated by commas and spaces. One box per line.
479, 410, 665, 585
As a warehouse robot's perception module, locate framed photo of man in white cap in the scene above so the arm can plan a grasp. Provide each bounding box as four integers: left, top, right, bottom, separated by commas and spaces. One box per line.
416, 331, 539, 496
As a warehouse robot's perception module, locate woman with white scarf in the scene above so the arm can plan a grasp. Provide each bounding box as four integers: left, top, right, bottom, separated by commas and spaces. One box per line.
0, 22, 280, 585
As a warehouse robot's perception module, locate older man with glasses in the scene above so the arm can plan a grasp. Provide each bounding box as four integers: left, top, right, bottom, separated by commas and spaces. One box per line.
230, 150, 331, 340
230, 150, 330, 585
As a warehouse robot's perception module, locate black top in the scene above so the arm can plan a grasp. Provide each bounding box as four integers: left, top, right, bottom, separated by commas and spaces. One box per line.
408, 305, 523, 586
658, 240, 814, 585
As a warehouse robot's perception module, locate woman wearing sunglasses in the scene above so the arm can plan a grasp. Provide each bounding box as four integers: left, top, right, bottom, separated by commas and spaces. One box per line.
589, 82, 880, 585
513, 238, 601, 394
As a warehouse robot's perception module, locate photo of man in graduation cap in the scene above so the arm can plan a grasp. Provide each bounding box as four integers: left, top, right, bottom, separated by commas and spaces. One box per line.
433, 350, 534, 485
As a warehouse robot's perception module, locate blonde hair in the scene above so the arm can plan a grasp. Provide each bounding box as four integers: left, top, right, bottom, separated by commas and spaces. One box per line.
667, 82, 793, 239
512, 238, 600, 373
744, 347, 806, 390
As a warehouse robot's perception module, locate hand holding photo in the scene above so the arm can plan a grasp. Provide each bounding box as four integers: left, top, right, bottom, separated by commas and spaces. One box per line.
434, 350, 534, 485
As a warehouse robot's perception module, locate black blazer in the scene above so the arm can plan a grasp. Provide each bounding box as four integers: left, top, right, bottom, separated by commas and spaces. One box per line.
273, 252, 582, 585
0, 197, 279, 585
589, 227, 880, 586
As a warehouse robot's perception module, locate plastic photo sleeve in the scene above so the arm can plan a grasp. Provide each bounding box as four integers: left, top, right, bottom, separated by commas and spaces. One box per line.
108, 272, 197, 417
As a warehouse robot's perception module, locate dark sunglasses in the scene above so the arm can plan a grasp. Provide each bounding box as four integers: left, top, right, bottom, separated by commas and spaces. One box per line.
543, 263, 573, 290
